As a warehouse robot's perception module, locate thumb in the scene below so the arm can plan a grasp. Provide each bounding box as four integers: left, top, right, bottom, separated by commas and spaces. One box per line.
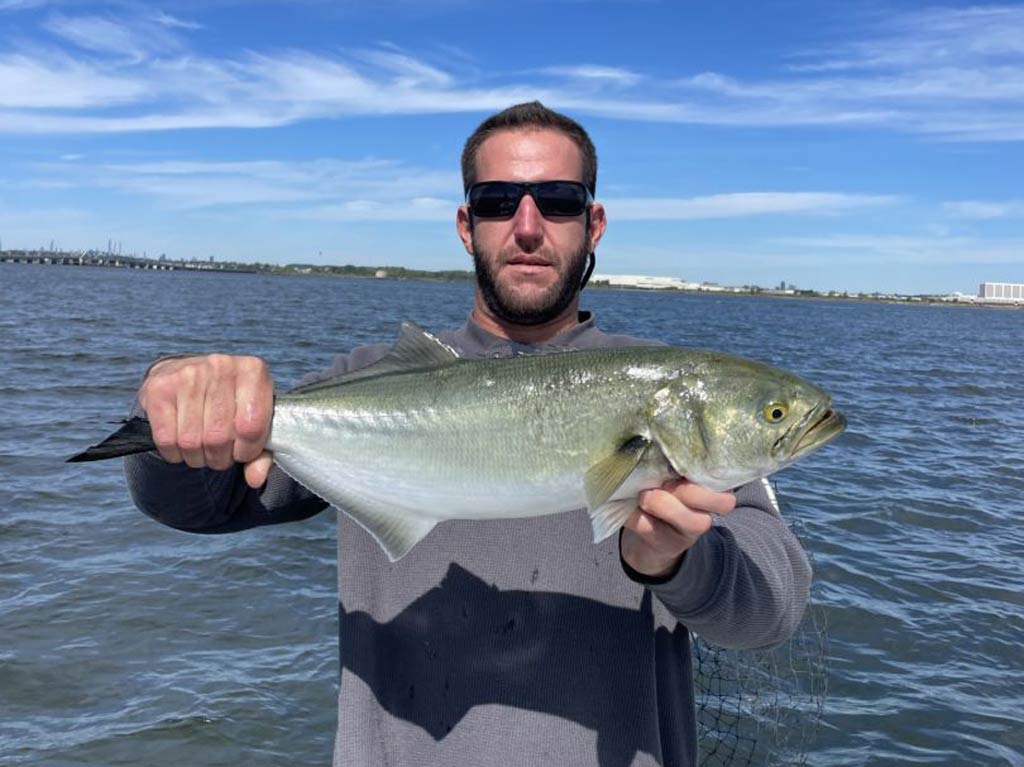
243, 451, 273, 489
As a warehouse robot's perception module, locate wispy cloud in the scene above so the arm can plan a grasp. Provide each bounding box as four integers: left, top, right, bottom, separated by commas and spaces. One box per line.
291, 197, 455, 222
605, 192, 899, 220
43, 12, 187, 61
772, 233, 1024, 264
540, 65, 644, 87
1, 5, 1022, 141
23, 152, 898, 223
943, 199, 1024, 219
153, 12, 202, 31
0, 53, 146, 108
354, 48, 454, 88
28, 156, 463, 211
789, 6, 1024, 72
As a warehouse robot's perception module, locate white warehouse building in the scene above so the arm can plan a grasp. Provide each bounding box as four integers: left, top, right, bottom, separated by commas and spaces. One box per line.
591, 274, 699, 290
979, 282, 1024, 303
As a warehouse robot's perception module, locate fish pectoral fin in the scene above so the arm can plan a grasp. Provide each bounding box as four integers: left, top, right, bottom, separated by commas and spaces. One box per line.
589, 498, 638, 543
584, 435, 650, 510
585, 437, 650, 542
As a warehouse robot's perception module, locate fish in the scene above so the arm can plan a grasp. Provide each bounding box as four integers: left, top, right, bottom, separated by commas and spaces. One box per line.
69, 322, 846, 561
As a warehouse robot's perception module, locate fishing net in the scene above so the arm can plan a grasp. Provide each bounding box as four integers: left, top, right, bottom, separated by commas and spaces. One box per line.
693, 487, 828, 766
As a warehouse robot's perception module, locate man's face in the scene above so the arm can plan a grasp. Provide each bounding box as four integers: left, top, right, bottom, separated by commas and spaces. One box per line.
457, 129, 606, 327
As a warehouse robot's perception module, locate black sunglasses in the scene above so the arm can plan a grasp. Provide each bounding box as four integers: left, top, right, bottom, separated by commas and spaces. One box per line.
466, 180, 593, 219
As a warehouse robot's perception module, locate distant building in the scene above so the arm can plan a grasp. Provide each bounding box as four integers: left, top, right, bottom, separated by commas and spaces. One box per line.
979, 282, 1024, 304
590, 274, 698, 290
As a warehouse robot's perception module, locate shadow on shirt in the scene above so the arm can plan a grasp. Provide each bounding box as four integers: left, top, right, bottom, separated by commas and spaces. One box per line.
338, 562, 696, 767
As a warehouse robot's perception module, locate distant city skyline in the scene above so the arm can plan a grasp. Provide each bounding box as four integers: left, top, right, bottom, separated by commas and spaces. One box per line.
1, 1, 1023, 295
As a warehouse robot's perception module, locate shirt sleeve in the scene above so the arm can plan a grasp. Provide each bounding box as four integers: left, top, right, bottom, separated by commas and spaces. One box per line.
621, 478, 812, 651
122, 343, 392, 533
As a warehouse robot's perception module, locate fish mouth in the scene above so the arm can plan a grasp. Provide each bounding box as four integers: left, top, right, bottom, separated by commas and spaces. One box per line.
776, 400, 847, 459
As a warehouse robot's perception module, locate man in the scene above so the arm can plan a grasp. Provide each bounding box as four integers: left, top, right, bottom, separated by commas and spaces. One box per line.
125, 102, 811, 767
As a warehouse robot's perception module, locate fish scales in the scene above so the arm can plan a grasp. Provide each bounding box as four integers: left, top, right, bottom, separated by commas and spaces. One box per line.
268, 347, 671, 515
68, 322, 846, 562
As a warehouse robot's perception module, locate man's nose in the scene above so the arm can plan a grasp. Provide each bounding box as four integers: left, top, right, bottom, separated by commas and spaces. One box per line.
513, 192, 543, 251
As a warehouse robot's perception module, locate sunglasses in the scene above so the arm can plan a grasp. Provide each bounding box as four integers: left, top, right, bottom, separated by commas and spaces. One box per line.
466, 180, 593, 219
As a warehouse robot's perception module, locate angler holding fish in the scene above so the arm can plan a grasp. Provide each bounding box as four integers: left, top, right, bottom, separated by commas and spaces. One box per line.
73, 103, 843, 767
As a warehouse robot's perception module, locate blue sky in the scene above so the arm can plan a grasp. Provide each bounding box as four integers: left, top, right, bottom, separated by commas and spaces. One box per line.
1, 1, 1022, 294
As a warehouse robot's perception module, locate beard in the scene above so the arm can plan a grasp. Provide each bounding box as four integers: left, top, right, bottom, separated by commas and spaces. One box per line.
472, 238, 590, 327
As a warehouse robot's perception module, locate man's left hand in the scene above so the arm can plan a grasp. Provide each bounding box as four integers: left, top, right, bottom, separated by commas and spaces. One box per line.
620, 479, 736, 579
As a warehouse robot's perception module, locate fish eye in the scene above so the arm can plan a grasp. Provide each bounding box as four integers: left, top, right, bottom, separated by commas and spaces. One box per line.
763, 403, 788, 423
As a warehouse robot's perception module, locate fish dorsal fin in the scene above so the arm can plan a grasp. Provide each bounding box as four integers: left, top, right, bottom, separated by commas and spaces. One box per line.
389, 321, 462, 368
289, 322, 461, 394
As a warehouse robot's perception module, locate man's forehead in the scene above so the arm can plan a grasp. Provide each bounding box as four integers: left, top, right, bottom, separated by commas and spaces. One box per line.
474, 128, 583, 182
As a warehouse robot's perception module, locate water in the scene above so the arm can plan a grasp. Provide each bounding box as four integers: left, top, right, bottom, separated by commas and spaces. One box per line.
2, 262, 1022, 766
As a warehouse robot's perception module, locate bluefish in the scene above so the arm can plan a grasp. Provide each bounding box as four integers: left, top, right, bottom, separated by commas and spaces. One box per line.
70, 323, 846, 561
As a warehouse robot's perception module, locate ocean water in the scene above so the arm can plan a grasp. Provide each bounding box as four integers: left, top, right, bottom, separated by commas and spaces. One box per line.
1, 262, 1022, 766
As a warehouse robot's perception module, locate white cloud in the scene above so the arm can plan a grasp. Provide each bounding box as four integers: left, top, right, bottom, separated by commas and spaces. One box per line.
153, 12, 202, 31
25, 152, 900, 222
605, 192, 899, 220
943, 200, 1024, 219
0, 6, 1022, 141
43, 12, 184, 61
541, 65, 643, 87
672, 7, 1024, 139
291, 197, 454, 222
0, 53, 146, 108
772, 233, 1024, 264
792, 6, 1024, 71
27, 156, 462, 211
354, 49, 454, 88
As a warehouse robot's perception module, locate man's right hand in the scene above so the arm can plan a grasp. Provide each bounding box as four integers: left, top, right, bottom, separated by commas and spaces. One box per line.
138, 355, 274, 489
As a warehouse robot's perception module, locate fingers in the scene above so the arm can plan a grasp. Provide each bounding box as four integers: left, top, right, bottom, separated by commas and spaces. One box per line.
176, 363, 207, 469
622, 504, 694, 558
636, 487, 714, 541
619, 479, 735, 577
663, 478, 736, 515
202, 355, 237, 470
138, 354, 273, 474
232, 356, 273, 465
142, 376, 183, 464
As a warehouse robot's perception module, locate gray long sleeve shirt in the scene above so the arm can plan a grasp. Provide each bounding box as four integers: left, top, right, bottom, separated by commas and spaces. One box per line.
123, 312, 811, 767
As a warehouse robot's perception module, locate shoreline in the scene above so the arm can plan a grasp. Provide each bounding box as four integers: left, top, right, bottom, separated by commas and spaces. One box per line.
2, 252, 1019, 310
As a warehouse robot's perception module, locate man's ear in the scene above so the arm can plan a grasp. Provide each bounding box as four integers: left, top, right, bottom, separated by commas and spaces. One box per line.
456, 205, 474, 254
588, 201, 607, 253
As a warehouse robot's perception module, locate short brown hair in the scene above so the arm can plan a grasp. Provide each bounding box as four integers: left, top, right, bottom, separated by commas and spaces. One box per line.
461, 101, 598, 195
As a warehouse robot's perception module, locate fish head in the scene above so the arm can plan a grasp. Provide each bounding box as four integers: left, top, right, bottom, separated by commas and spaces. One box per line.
649, 353, 846, 492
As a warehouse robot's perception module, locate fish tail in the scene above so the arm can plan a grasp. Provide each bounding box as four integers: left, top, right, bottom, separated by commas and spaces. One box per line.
67, 417, 156, 462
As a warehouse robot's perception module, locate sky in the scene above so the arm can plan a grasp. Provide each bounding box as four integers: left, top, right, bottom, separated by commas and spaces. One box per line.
1, 0, 1023, 295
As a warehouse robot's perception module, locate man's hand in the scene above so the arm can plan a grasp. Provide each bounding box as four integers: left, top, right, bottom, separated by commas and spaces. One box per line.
620, 479, 736, 579
138, 354, 274, 489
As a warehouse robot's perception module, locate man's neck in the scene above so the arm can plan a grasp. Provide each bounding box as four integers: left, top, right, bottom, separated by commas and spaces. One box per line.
471, 301, 582, 345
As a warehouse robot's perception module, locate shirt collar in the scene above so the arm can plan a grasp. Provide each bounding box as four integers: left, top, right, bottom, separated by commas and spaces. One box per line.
455, 311, 597, 356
